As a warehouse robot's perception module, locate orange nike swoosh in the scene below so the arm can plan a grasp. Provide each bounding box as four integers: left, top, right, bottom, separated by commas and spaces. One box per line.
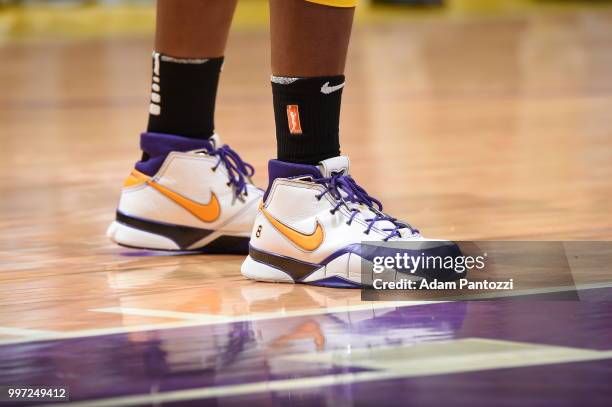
148, 181, 221, 223
260, 204, 324, 251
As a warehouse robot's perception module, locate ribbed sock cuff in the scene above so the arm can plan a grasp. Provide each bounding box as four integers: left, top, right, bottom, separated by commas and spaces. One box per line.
272, 75, 344, 164
146, 52, 224, 139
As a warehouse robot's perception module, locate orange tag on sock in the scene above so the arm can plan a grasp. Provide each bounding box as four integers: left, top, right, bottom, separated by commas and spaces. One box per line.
286, 105, 303, 135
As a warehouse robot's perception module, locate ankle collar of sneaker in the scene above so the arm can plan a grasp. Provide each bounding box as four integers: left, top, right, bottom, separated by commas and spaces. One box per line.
136, 132, 215, 176
264, 160, 323, 201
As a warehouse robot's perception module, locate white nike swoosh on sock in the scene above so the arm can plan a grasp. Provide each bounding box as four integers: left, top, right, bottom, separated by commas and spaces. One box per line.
320, 81, 345, 94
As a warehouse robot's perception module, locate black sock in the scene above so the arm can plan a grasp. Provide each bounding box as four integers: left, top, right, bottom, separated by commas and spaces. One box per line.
272, 75, 344, 164
147, 52, 224, 139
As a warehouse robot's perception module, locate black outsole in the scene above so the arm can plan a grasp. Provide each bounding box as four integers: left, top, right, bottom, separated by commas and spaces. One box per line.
116, 235, 250, 255
115, 211, 250, 254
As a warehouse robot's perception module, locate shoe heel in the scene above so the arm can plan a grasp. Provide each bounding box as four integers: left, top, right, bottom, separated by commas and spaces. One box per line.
241, 255, 295, 283
107, 221, 180, 250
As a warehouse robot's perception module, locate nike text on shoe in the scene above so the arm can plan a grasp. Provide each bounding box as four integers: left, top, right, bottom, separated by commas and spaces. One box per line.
241, 156, 462, 288
107, 132, 263, 254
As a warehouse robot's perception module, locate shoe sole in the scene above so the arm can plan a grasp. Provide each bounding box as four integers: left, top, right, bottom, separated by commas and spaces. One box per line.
241, 248, 365, 289
241, 244, 464, 288
107, 211, 250, 254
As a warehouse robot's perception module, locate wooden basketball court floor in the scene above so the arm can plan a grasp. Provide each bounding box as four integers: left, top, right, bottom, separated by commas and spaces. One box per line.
1, 2, 612, 406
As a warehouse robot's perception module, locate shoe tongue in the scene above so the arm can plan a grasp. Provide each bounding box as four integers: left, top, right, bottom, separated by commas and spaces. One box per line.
318, 156, 350, 177
318, 155, 413, 238
209, 133, 222, 149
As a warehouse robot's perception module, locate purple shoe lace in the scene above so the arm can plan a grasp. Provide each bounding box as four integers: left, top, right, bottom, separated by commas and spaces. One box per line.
313, 173, 419, 241
205, 143, 254, 197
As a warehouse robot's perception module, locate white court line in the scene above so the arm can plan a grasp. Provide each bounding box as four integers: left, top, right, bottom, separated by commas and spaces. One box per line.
0, 327, 58, 337
1, 281, 611, 347
440, 280, 612, 301
45, 339, 612, 407
90, 307, 230, 321
0, 300, 438, 346
89, 280, 612, 324
89, 300, 437, 323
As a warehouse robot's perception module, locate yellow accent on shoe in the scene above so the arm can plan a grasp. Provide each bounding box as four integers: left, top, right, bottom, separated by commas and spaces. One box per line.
259, 203, 324, 252
123, 169, 150, 188
147, 181, 221, 223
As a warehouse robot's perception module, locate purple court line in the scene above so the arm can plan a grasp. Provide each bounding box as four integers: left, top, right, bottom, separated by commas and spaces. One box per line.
0, 289, 611, 406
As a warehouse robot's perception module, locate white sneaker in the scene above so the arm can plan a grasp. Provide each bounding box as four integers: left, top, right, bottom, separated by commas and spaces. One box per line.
241, 156, 460, 287
107, 132, 262, 253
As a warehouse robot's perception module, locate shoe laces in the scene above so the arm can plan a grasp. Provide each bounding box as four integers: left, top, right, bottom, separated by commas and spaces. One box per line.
205, 142, 254, 197
313, 173, 419, 241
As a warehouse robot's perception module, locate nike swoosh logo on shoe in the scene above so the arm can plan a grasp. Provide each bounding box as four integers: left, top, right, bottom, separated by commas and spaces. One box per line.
260, 204, 324, 251
320, 81, 345, 95
148, 181, 221, 223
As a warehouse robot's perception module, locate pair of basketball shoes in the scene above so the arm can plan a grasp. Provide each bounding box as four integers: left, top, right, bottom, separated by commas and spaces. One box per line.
107, 132, 458, 288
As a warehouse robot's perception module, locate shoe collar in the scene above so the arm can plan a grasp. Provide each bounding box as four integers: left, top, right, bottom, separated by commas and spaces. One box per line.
265, 156, 418, 240
135, 132, 221, 176
264, 156, 350, 201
